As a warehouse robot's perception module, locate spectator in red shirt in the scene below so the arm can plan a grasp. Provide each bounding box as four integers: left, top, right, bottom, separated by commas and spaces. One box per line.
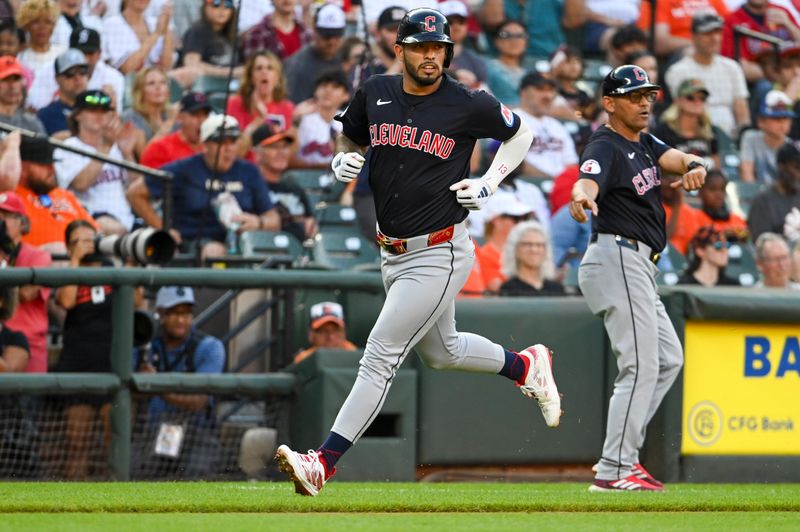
239, 0, 312, 61
0, 191, 51, 373
140, 92, 212, 169
226, 51, 295, 157
722, 0, 800, 82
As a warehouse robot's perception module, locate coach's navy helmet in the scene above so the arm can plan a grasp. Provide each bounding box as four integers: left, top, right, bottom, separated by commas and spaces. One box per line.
602, 64, 661, 97
396, 8, 454, 67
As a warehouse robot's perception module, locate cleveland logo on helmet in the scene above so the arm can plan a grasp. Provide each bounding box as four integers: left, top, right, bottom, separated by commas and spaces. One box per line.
602, 64, 661, 97
396, 8, 455, 68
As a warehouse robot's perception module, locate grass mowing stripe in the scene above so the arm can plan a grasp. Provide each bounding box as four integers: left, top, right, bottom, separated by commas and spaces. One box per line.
2, 512, 800, 532
0, 483, 799, 513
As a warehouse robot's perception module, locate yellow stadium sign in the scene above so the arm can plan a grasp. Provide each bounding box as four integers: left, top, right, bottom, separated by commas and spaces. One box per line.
682, 321, 800, 455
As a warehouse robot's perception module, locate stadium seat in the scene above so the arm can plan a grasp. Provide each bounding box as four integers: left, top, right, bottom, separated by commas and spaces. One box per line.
311, 229, 380, 270
193, 75, 239, 95
316, 203, 360, 230
239, 230, 304, 263
285, 169, 345, 205
728, 181, 765, 218
726, 242, 759, 287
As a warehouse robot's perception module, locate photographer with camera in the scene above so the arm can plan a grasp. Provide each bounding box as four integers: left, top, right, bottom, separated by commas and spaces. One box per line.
53, 220, 115, 479
132, 286, 225, 479
0, 191, 52, 373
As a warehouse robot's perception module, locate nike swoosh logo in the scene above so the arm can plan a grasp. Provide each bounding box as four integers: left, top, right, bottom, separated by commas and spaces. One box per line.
628, 152, 635, 159
377, 99, 392, 106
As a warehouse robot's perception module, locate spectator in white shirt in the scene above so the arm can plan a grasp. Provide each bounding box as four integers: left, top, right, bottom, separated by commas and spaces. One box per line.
291, 70, 349, 169
70, 28, 125, 113
101, 0, 175, 75
54, 90, 138, 235
16, 0, 66, 110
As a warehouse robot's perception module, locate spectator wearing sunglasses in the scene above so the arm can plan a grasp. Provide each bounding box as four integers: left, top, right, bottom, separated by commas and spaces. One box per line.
485, 20, 528, 107
37, 49, 89, 139
652, 78, 720, 170
740, 90, 795, 184
14, 136, 95, 255
55, 89, 138, 236
181, 0, 243, 79
679, 225, 740, 286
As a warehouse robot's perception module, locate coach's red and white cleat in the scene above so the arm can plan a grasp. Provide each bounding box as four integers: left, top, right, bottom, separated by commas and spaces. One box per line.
275, 445, 333, 496
632, 463, 663, 488
518, 344, 562, 427
589, 474, 664, 492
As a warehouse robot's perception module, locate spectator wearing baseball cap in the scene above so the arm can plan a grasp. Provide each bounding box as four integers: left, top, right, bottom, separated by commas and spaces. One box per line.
748, 139, 800, 239
251, 121, 318, 242
664, 11, 750, 137
440, 1, 487, 87
37, 48, 89, 138
131, 113, 280, 258
54, 90, 135, 236
294, 301, 357, 364
13, 136, 95, 253
140, 92, 213, 169
0, 190, 53, 373
0, 55, 45, 135
292, 70, 348, 169
652, 78, 720, 172
284, 4, 347, 104
70, 28, 125, 114
133, 284, 226, 479
740, 90, 796, 184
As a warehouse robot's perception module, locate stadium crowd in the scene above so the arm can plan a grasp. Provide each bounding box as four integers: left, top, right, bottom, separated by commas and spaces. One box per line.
1, 0, 800, 478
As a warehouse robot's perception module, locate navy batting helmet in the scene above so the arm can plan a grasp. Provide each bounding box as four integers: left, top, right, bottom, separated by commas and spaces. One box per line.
602, 64, 661, 97
395, 8, 454, 68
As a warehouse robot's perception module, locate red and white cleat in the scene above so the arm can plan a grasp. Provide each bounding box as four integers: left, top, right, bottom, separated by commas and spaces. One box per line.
274, 445, 333, 496
589, 474, 664, 492
632, 463, 663, 488
518, 344, 562, 427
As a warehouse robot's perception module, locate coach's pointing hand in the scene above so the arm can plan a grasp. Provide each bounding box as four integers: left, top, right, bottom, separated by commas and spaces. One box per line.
569, 191, 599, 223
331, 152, 365, 183
449, 177, 493, 210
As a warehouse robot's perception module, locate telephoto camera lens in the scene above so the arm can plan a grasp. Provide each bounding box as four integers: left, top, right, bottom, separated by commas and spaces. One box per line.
95, 228, 176, 266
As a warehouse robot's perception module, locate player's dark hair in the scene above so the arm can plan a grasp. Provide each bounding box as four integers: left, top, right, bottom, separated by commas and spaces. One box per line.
610, 25, 647, 51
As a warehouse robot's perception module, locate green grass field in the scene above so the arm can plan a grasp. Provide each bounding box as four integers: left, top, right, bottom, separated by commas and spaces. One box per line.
1, 482, 798, 531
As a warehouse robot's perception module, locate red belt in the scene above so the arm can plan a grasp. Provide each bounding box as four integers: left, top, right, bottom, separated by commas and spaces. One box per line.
376, 225, 457, 255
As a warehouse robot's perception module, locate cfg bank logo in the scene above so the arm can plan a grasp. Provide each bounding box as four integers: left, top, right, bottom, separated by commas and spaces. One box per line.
687, 401, 723, 447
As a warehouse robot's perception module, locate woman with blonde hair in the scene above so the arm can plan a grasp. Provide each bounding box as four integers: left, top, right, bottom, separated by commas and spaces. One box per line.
16, 0, 64, 110
499, 221, 565, 296
226, 51, 294, 156
121, 67, 176, 158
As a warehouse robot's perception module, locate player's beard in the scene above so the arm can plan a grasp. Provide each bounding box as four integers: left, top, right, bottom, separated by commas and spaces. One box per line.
404, 56, 442, 87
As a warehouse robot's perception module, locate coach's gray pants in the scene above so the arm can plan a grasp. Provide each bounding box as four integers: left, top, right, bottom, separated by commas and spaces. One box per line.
578, 235, 683, 481
331, 224, 505, 443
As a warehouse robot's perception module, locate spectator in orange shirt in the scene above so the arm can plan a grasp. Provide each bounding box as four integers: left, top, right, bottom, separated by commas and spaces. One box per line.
638, 0, 729, 58
140, 92, 212, 169
695, 169, 749, 240
293, 301, 357, 365
662, 171, 704, 255
14, 136, 95, 255
476, 194, 534, 293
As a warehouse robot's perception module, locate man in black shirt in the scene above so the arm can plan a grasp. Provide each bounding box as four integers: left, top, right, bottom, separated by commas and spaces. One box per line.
570, 65, 707, 492
276, 8, 561, 497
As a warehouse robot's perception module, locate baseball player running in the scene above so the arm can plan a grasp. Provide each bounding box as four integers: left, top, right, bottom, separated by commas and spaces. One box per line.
275, 8, 561, 496
569, 65, 706, 492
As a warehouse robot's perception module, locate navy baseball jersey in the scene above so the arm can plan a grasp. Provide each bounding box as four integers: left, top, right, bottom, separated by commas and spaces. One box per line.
579, 127, 672, 251
336, 73, 521, 238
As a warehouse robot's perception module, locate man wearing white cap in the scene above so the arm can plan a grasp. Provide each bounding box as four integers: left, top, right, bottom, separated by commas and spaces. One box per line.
129, 114, 280, 258
284, 4, 347, 104
293, 301, 357, 364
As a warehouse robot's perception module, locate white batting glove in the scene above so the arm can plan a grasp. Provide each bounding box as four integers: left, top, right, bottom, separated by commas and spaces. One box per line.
449, 177, 494, 210
331, 152, 365, 183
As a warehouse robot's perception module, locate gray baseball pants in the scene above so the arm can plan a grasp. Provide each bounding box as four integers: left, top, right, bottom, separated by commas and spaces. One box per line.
578, 234, 683, 481
331, 222, 506, 443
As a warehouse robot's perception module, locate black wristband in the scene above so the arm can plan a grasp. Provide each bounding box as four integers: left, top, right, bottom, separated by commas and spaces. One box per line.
687, 161, 706, 172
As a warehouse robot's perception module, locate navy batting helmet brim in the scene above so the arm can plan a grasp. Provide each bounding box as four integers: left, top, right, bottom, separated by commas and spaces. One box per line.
396, 32, 455, 45
604, 82, 662, 96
